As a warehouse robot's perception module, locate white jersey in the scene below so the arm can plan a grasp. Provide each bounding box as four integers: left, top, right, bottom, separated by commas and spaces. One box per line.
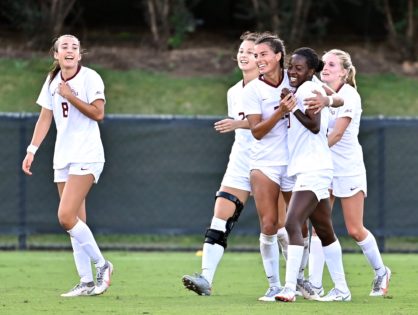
287, 80, 333, 176
242, 73, 291, 167
36, 66, 106, 169
328, 83, 366, 176
223, 80, 253, 179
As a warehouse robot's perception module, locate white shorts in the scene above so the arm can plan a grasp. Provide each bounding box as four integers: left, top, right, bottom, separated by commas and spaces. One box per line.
221, 157, 251, 192
54, 162, 104, 184
251, 165, 295, 192
330, 173, 367, 198
293, 170, 333, 201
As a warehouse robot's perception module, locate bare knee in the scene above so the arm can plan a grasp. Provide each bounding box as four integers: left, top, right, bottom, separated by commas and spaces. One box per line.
347, 226, 367, 242
58, 208, 77, 230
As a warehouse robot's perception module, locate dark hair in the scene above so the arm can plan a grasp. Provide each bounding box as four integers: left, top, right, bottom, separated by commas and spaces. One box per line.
254, 32, 286, 68
293, 47, 324, 73
48, 34, 82, 85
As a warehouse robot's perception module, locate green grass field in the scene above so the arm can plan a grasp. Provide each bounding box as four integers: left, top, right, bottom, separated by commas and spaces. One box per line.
1, 57, 418, 116
0, 251, 416, 315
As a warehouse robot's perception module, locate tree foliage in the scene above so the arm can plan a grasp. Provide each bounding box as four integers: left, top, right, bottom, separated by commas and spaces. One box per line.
1, 0, 80, 49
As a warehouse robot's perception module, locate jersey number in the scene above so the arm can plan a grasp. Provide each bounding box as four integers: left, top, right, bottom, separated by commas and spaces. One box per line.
61, 102, 69, 117
238, 112, 245, 120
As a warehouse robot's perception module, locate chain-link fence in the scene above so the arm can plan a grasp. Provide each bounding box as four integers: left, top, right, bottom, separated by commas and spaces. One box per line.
1, 113, 417, 251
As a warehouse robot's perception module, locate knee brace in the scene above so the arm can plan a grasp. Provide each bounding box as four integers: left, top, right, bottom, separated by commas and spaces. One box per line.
215, 191, 244, 237
204, 228, 227, 248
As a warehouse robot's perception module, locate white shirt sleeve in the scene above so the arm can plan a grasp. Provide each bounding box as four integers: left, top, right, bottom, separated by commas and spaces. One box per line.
85, 70, 106, 104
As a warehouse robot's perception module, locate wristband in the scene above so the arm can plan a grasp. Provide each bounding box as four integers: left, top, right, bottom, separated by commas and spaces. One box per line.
328, 96, 333, 107
27, 144, 39, 155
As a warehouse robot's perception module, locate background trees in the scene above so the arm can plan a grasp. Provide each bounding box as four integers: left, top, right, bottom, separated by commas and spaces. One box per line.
0, 0, 417, 63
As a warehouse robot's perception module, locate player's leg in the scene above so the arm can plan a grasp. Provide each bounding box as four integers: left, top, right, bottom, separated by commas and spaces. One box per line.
55, 166, 96, 297
58, 166, 112, 295
276, 190, 317, 302
277, 191, 289, 260
341, 192, 390, 296
310, 199, 350, 302
251, 169, 282, 301
308, 191, 336, 295
182, 186, 249, 295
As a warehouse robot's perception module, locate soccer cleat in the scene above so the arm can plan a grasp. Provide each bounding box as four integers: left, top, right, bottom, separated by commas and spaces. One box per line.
319, 287, 351, 302
182, 273, 212, 296
370, 266, 391, 297
296, 279, 321, 300
274, 286, 296, 302
311, 284, 325, 297
94, 260, 113, 295
60, 281, 96, 297
258, 286, 283, 302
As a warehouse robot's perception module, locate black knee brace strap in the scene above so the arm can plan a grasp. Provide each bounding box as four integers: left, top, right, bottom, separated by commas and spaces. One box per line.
215, 191, 244, 237
204, 228, 227, 249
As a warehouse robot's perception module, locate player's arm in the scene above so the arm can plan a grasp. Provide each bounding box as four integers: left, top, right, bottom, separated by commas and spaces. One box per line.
247, 93, 295, 140
303, 87, 343, 114
214, 117, 249, 133
58, 82, 105, 121
22, 107, 53, 175
292, 107, 321, 134
328, 117, 351, 147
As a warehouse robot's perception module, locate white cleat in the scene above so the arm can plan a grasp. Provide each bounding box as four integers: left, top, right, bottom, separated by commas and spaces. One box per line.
320, 287, 351, 302
275, 286, 296, 302
370, 266, 391, 297
60, 282, 96, 297
258, 286, 283, 302
94, 261, 113, 295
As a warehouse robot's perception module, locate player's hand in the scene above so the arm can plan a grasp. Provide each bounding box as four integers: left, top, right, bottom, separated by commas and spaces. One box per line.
57, 82, 73, 99
214, 118, 236, 133
22, 154, 34, 176
304, 90, 327, 114
280, 93, 296, 113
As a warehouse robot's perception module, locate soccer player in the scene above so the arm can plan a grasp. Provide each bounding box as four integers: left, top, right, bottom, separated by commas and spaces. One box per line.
182, 31, 271, 296
308, 49, 391, 297
242, 32, 297, 302
22, 34, 113, 297
275, 47, 350, 303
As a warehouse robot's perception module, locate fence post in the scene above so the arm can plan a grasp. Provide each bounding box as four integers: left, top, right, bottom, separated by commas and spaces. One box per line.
18, 115, 28, 250
377, 125, 386, 252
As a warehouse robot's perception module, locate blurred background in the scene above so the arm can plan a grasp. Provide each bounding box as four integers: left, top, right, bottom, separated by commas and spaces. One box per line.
0, 0, 418, 252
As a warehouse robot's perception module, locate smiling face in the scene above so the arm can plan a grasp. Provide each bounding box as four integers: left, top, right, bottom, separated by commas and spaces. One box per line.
53, 35, 81, 70
237, 40, 257, 72
254, 43, 281, 76
287, 54, 314, 88
320, 52, 347, 86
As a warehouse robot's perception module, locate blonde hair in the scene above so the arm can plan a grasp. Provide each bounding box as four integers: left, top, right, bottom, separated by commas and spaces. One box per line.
325, 49, 357, 89
48, 35, 82, 85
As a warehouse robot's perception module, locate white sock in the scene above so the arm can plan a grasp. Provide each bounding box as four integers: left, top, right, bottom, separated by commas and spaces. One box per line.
70, 236, 93, 283
285, 245, 304, 291
298, 237, 309, 281
277, 227, 288, 261
259, 233, 280, 287
67, 220, 105, 268
323, 239, 349, 293
309, 236, 325, 288
201, 217, 226, 285
357, 231, 386, 276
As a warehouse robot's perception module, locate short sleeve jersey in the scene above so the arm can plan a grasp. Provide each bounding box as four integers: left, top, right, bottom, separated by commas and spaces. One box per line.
226, 80, 254, 170
242, 72, 291, 167
287, 80, 333, 176
328, 83, 366, 176
36, 66, 105, 169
